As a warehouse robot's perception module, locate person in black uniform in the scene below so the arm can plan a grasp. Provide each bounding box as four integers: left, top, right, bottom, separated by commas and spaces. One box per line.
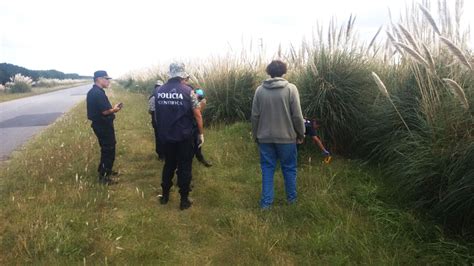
148, 80, 164, 160
86, 70, 123, 185
154, 62, 204, 210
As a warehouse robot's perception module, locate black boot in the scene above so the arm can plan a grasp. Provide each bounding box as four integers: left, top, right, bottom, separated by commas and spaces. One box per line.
159, 191, 169, 205
179, 192, 192, 210
180, 198, 193, 210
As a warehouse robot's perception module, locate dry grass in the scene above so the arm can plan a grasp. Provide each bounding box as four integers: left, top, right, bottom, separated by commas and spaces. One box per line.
395, 42, 430, 68
443, 78, 470, 110
371, 72, 389, 97
398, 23, 421, 52
439, 36, 472, 70
419, 3, 441, 35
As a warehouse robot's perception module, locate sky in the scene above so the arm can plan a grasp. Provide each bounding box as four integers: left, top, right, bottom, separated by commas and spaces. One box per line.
1, 0, 472, 78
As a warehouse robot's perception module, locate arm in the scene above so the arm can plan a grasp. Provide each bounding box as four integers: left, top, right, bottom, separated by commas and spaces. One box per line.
193, 108, 204, 135
102, 103, 122, 115
199, 98, 207, 111
190, 90, 203, 134
251, 87, 260, 142
148, 95, 155, 114
312, 136, 328, 154
289, 85, 305, 141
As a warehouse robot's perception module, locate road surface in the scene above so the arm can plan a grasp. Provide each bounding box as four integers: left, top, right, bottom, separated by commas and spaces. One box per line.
0, 84, 92, 160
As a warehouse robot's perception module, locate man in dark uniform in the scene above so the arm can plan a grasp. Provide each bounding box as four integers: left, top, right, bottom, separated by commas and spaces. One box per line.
154, 62, 204, 210
86, 70, 123, 185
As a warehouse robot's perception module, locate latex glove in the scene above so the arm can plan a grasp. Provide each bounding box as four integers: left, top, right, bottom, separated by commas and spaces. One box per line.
198, 134, 204, 148
322, 149, 330, 156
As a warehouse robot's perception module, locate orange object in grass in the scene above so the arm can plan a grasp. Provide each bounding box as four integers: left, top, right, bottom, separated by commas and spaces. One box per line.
323, 156, 332, 164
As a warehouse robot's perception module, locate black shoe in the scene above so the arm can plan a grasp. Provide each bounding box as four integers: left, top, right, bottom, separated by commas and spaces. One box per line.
180, 198, 193, 210
159, 194, 169, 205
197, 157, 212, 167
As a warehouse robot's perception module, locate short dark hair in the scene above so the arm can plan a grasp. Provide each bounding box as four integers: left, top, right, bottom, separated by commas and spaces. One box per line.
169, 77, 185, 82
266, 60, 287, 78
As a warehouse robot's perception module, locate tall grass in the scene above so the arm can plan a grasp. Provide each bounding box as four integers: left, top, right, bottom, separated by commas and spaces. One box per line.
6, 73, 33, 93
361, 0, 474, 234
119, 0, 473, 235
193, 56, 263, 123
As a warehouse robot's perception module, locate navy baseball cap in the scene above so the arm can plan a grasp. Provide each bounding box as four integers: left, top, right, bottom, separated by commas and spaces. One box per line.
93, 70, 112, 80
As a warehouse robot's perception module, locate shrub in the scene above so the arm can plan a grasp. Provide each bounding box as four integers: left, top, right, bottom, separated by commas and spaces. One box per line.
6, 73, 33, 93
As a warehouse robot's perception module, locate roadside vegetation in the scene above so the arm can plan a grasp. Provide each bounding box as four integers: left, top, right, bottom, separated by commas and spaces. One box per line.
121, 0, 474, 237
1, 87, 472, 264
0, 75, 90, 103
0, 0, 472, 263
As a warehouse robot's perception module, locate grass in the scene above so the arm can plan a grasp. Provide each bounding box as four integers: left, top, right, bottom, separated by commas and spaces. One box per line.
1, 87, 472, 264
0, 81, 90, 103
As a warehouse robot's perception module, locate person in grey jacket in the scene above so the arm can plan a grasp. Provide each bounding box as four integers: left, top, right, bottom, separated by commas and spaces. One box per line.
251, 60, 305, 209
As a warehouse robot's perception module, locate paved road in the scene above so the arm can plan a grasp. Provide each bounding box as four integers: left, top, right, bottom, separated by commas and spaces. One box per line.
0, 84, 92, 160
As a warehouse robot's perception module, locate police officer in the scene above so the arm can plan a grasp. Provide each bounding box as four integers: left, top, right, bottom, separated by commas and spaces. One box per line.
148, 80, 165, 160
154, 63, 204, 210
86, 70, 122, 185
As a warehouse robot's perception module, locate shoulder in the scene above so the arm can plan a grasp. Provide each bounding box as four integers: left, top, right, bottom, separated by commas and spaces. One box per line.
181, 83, 193, 92
287, 82, 298, 91
87, 87, 99, 97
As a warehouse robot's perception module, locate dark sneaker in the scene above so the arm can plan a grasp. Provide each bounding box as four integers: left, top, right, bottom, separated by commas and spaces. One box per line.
159, 194, 169, 205
179, 198, 193, 210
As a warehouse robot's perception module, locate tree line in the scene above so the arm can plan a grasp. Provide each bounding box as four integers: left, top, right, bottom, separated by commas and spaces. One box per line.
0, 63, 89, 84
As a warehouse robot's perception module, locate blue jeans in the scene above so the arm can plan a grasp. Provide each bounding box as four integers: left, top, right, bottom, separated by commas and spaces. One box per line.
258, 143, 297, 208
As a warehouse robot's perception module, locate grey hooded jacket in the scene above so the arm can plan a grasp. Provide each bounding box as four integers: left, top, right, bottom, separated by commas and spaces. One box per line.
251, 77, 305, 143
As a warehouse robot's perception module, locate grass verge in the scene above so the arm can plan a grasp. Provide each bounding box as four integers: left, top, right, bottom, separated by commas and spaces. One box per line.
0, 87, 472, 264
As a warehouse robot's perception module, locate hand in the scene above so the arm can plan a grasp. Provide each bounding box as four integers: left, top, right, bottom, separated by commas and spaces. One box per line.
198, 134, 204, 148
297, 138, 304, 144
114, 103, 123, 111
200, 98, 207, 105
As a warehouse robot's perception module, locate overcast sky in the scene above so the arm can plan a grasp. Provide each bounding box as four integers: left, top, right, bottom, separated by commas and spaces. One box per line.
1, 0, 472, 77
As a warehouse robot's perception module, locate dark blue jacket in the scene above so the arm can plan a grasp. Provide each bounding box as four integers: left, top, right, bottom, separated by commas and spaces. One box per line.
154, 79, 194, 143
86, 85, 114, 123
